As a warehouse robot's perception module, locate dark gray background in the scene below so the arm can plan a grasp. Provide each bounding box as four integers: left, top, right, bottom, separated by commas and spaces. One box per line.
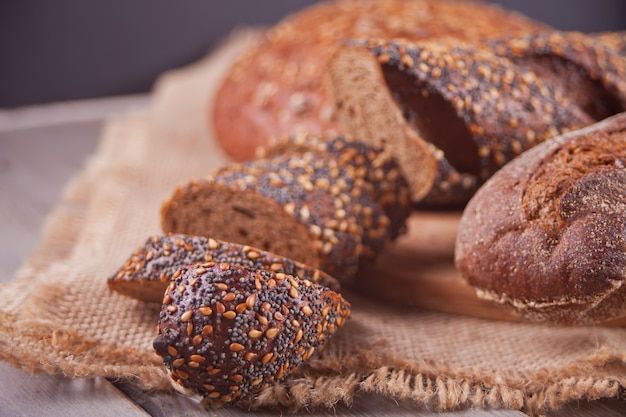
1, 0, 625, 108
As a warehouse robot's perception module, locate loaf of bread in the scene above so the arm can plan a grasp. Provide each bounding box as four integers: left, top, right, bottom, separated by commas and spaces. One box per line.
153, 261, 350, 407
329, 31, 626, 206
454, 113, 626, 325
107, 234, 339, 303
211, 0, 548, 161
161, 135, 411, 283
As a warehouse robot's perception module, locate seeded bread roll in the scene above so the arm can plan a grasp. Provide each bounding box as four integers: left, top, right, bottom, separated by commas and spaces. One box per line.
212, 0, 548, 161
161, 135, 411, 283
153, 261, 351, 407
454, 113, 626, 325
330, 32, 626, 207
107, 234, 340, 303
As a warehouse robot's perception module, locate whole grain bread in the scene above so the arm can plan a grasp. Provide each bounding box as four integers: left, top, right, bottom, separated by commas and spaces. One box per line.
329, 32, 626, 206
161, 135, 411, 283
211, 0, 548, 161
107, 234, 340, 303
153, 261, 350, 407
454, 113, 626, 325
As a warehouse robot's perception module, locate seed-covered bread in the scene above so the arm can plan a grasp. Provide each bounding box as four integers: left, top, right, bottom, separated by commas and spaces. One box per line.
454, 113, 626, 325
487, 31, 626, 120
107, 234, 340, 303
212, 0, 548, 161
161, 135, 411, 284
330, 32, 626, 207
153, 261, 351, 407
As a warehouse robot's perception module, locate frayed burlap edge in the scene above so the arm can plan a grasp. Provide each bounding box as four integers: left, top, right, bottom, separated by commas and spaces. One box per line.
0, 310, 169, 391
2, 301, 623, 417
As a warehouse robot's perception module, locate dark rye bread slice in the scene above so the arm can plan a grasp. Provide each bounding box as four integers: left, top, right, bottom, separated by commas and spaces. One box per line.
455, 113, 626, 325
212, 0, 548, 162
107, 234, 340, 303
329, 33, 626, 207
153, 261, 350, 407
161, 135, 411, 283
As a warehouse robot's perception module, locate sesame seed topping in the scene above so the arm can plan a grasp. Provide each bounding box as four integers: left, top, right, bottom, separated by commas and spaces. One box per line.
230, 343, 245, 352
248, 329, 263, 339
180, 310, 193, 322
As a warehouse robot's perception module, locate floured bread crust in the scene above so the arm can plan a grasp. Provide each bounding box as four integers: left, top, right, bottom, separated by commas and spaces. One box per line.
455, 113, 626, 324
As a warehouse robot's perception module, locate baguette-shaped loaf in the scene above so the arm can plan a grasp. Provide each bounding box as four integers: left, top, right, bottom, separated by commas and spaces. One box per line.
455, 113, 626, 325
153, 261, 350, 407
330, 32, 626, 207
161, 135, 411, 283
212, 0, 548, 161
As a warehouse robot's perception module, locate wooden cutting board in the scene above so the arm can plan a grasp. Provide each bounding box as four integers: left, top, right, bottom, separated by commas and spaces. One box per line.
356, 211, 524, 322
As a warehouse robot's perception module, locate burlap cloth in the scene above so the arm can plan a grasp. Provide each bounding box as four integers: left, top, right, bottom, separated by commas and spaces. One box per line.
1, 31, 625, 416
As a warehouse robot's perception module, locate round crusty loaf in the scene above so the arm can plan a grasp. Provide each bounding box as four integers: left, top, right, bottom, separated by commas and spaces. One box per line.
454, 113, 626, 325
107, 233, 340, 303
212, 0, 548, 161
329, 31, 626, 207
161, 135, 411, 283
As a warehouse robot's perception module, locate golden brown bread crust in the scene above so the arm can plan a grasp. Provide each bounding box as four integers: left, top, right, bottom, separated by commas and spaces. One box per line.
212, 0, 549, 161
454, 113, 626, 325
329, 31, 626, 207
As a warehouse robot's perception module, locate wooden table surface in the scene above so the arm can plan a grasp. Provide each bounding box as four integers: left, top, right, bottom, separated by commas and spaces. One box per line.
0, 97, 624, 417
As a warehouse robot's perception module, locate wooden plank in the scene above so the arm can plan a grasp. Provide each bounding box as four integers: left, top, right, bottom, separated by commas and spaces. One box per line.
0, 362, 148, 417
113, 380, 529, 417
0, 115, 151, 417
0, 120, 101, 280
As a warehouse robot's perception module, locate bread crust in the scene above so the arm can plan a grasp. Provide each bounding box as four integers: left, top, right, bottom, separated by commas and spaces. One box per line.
212, 0, 548, 161
153, 261, 350, 406
454, 113, 626, 324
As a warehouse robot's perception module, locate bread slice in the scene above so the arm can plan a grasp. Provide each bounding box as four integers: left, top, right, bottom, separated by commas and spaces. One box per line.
455, 113, 626, 325
161, 135, 411, 283
108, 234, 340, 303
